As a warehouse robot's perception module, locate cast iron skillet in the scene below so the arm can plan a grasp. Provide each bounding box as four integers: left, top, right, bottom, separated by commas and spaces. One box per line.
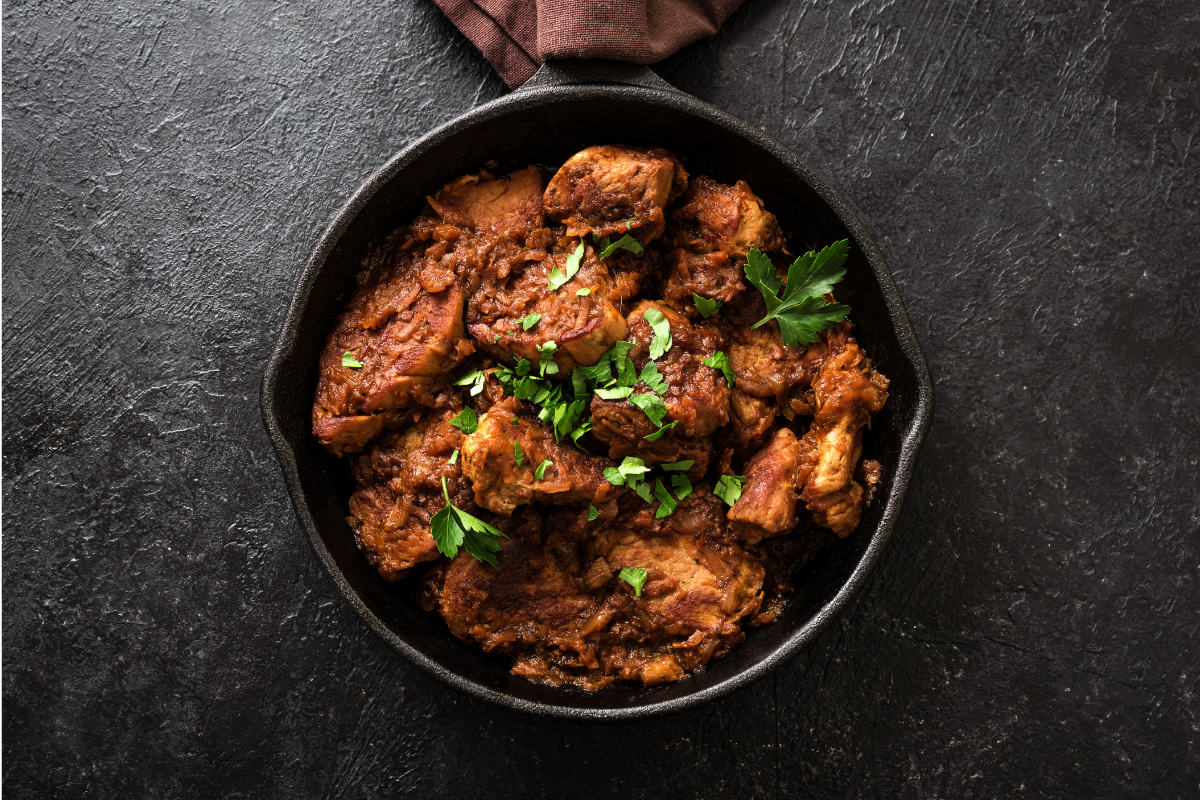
260, 59, 934, 721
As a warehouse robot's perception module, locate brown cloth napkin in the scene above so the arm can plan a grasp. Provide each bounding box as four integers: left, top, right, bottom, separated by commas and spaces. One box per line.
433, 0, 748, 88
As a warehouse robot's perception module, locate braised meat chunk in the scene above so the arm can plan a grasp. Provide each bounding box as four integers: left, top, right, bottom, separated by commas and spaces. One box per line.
727, 427, 806, 544
798, 341, 890, 536
312, 226, 469, 455
544, 146, 688, 242
460, 232, 627, 372
461, 396, 620, 515
590, 301, 730, 468
664, 176, 785, 310
347, 408, 471, 581
428, 166, 548, 232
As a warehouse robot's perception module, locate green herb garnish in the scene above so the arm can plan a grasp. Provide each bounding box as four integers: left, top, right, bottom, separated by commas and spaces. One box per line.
692, 294, 723, 318
744, 241, 852, 347
534, 459, 552, 480
449, 408, 478, 434
670, 474, 692, 500
630, 393, 669, 427
453, 369, 487, 397
660, 460, 693, 472
652, 479, 677, 518
587, 505, 599, 521
430, 477, 507, 566
701, 351, 735, 387
643, 307, 673, 360
714, 475, 747, 506
602, 456, 651, 487
513, 441, 525, 468
599, 234, 643, 258
518, 313, 542, 331
619, 566, 648, 596
342, 351, 363, 369
638, 362, 668, 395
536, 341, 559, 376
548, 240, 585, 291
644, 421, 677, 441
449, 449, 459, 465
576, 287, 591, 296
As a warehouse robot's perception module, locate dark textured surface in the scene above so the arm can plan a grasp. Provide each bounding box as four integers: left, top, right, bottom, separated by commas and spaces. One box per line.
3, 0, 1197, 796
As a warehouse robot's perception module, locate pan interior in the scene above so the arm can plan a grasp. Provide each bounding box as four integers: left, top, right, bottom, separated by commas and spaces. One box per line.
268, 90, 923, 714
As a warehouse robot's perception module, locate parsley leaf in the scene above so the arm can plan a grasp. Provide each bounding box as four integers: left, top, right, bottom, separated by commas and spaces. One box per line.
638, 362, 668, 395
603, 456, 651, 487
692, 294, 723, 318
595, 386, 634, 400
599, 234, 644, 258
588, 505, 599, 521
449, 449, 459, 465
619, 566, 648, 596
644, 421, 677, 441
635, 482, 654, 503
576, 287, 591, 296
643, 308, 673, 360
513, 441, 525, 468
453, 369, 487, 397
548, 240, 585, 291
701, 351, 735, 387
714, 475, 747, 506
534, 459, 552, 480
652, 479, 677, 518
342, 351, 363, 369
449, 407, 478, 434
630, 393, 669, 427
430, 478, 506, 566
537, 341, 560, 376
670, 474, 692, 500
660, 460, 694, 472
745, 242, 852, 347
518, 313, 542, 331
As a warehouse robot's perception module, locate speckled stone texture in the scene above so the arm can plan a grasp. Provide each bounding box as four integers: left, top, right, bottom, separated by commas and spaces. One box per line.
3, 0, 1197, 796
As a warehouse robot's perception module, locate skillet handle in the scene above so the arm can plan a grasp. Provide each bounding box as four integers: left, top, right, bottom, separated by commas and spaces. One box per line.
516, 58, 681, 93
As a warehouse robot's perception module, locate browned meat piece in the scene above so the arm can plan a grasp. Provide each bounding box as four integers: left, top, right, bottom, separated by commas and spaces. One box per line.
458, 232, 627, 372
727, 427, 805, 544
347, 407, 472, 581
721, 289, 853, 419
427, 166, 548, 231
590, 301, 730, 468
544, 146, 689, 243
312, 225, 471, 455
461, 396, 621, 515
798, 341, 889, 536
663, 176, 785, 311
428, 491, 764, 688
719, 388, 779, 466
669, 177, 785, 257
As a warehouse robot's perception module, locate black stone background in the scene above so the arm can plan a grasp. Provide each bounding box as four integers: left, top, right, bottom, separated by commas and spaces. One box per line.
3, 0, 1198, 796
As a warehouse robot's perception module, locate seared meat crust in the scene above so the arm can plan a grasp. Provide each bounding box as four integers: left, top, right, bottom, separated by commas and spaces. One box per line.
544, 146, 689, 243
312, 221, 471, 456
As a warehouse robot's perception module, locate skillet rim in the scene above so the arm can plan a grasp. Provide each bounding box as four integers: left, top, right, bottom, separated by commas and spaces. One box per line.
259, 71, 935, 721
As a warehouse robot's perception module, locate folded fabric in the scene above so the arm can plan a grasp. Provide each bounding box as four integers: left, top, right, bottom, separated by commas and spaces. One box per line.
432, 0, 748, 87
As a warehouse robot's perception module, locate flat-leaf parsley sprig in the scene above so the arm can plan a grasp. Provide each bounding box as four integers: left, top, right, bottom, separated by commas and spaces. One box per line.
744, 240, 852, 347
430, 477, 507, 566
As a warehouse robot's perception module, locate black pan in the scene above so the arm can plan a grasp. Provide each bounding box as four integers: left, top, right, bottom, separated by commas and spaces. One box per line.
260, 59, 934, 721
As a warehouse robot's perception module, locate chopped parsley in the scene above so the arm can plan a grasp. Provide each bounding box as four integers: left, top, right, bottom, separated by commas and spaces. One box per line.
534, 459, 552, 480
453, 369, 487, 397
638, 362, 668, 395
518, 313, 542, 331
701, 351, 735, 387
652, 479, 677, 518
587, 505, 599, 521
548, 240, 585, 291
513, 441, 525, 468
341, 351, 363, 369
744, 241, 852, 347
448, 449, 459, 465
599, 234, 644, 258
692, 294, 723, 318
430, 477, 507, 566
643, 307, 673, 360
660, 460, 694, 472
602, 456, 651, 487
449, 407, 478, 435
594, 386, 634, 400
576, 287, 591, 296
643, 420, 677, 441
670, 474, 692, 500
714, 474, 748, 506
630, 393, 669, 427
619, 566, 648, 596
536, 341, 559, 376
